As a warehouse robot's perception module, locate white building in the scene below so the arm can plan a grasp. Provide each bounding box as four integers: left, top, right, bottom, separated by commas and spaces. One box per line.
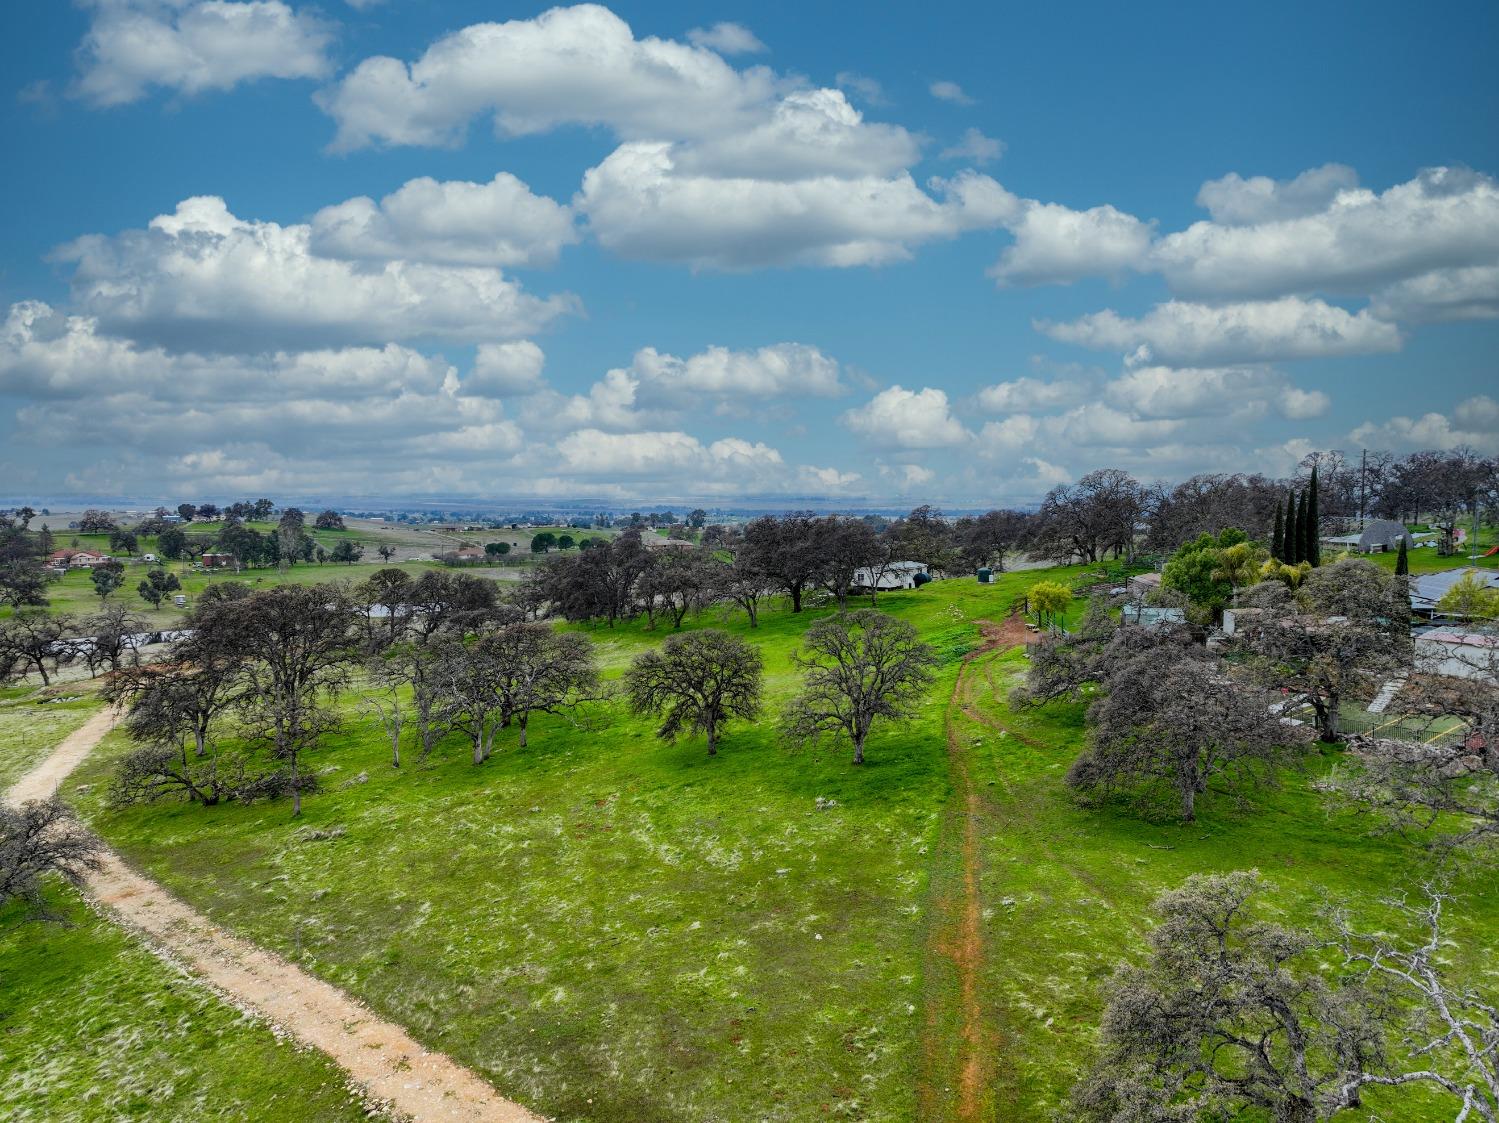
1414, 628, 1498, 682
851, 560, 929, 591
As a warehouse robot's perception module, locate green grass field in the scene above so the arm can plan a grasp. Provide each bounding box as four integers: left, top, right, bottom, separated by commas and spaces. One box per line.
53, 567, 1496, 1122
0, 887, 379, 1123
6, 559, 448, 627
0, 687, 101, 792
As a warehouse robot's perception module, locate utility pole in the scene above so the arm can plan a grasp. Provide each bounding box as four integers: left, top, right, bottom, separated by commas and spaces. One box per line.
1358, 448, 1367, 524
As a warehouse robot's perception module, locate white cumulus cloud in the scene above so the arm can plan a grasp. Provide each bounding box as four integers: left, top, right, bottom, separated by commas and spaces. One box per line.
310, 173, 577, 268
74, 0, 332, 107
1040, 297, 1402, 366
990, 201, 1154, 286
56, 195, 575, 352
842, 385, 971, 449
686, 22, 765, 55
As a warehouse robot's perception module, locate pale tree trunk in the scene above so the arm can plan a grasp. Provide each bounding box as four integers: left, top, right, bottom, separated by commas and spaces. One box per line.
518, 712, 529, 748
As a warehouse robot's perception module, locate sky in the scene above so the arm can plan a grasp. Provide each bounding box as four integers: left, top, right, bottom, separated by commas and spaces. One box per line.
1, 0, 1496, 508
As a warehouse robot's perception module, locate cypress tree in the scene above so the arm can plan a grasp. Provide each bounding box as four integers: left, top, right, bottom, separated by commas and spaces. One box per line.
1306, 464, 1321, 566
1286, 492, 1302, 564
1298, 490, 1311, 564
1270, 503, 1284, 562
1395, 535, 1409, 576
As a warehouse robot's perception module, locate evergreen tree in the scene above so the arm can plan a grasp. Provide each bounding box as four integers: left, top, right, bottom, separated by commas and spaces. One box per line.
1270, 503, 1284, 562
1297, 491, 1310, 565
1395, 536, 1409, 576
1306, 464, 1321, 566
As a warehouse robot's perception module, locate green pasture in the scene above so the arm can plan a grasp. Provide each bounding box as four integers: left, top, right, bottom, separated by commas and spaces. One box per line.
0, 887, 378, 1122
51, 567, 1494, 1121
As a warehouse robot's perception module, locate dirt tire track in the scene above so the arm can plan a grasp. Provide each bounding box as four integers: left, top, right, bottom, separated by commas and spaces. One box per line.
7, 706, 542, 1123
917, 615, 1032, 1122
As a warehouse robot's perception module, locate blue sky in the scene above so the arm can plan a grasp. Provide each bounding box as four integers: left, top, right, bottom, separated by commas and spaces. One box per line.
1, 1, 1496, 506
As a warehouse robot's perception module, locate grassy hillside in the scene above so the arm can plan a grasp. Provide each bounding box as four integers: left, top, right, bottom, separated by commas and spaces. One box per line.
62, 567, 1497, 1122
0, 687, 101, 791
0, 888, 376, 1122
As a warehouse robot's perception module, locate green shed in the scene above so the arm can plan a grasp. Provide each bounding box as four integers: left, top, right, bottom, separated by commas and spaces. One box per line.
976, 567, 993, 584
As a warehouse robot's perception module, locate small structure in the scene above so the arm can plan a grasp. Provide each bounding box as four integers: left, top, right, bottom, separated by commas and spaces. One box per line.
1127, 571, 1162, 597
852, 560, 929, 591
1322, 519, 1415, 555
1414, 628, 1498, 682
172, 594, 187, 608
448, 545, 485, 561
976, 567, 993, 584
1121, 604, 1186, 628
1221, 607, 1266, 637
200, 552, 234, 569
1410, 567, 1499, 618
140, 553, 158, 563
65, 550, 110, 568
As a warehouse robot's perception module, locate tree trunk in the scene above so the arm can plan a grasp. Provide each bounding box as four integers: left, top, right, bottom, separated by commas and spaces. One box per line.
472, 734, 484, 765
790, 585, 802, 613
518, 713, 529, 748
746, 601, 758, 628
706, 720, 717, 756
390, 731, 400, 768
194, 728, 207, 759
1180, 785, 1196, 822
852, 733, 865, 765
291, 754, 302, 817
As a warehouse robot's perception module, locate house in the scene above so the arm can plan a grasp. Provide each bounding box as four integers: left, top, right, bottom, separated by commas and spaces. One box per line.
200, 553, 234, 569
641, 536, 695, 550
1322, 519, 1414, 554
65, 550, 110, 568
449, 545, 485, 561
47, 549, 76, 566
1414, 628, 1498, 682
1410, 567, 1499, 617
851, 560, 930, 591
1126, 572, 1162, 597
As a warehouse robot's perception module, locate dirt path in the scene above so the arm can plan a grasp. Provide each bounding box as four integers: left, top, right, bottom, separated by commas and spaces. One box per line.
7, 709, 542, 1123
917, 615, 1033, 1122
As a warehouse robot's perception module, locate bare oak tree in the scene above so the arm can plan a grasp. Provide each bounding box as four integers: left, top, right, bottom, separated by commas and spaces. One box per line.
782, 609, 938, 765
1, 799, 104, 921
1072, 871, 1383, 1123
625, 629, 762, 756
1068, 646, 1307, 821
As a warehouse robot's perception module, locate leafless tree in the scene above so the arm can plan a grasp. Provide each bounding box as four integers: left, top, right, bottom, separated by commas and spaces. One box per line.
625, 629, 762, 756
78, 604, 149, 675
431, 635, 508, 765
742, 512, 821, 613
1068, 646, 1309, 821
211, 584, 357, 816
813, 516, 884, 609
1030, 468, 1147, 564
485, 623, 599, 748
0, 613, 70, 686
782, 609, 938, 765
953, 508, 1031, 572
1333, 887, 1499, 1121
368, 638, 447, 764
1, 799, 105, 921
1071, 870, 1384, 1123
712, 551, 773, 628
638, 549, 720, 629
